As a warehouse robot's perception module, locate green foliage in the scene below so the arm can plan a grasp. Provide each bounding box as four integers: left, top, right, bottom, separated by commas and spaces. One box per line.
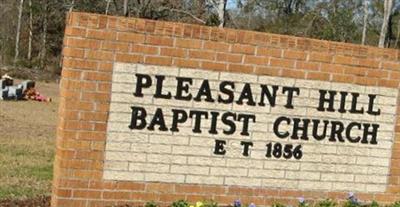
205, 13, 220, 27
1, 0, 400, 71
164, 200, 400, 207
315, 199, 337, 207
26, 165, 53, 181
387, 201, 400, 207
145, 201, 159, 207
14, 58, 42, 69
0, 128, 55, 199
369, 201, 379, 207
171, 200, 190, 207
0, 186, 36, 198
343, 200, 360, 207
272, 202, 286, 207
311, 8, 359, 42
298, 202, 309, 207
202, 200, 218, 207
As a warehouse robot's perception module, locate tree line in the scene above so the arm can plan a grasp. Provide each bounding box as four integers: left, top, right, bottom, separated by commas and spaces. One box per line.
0, 0, 399, 72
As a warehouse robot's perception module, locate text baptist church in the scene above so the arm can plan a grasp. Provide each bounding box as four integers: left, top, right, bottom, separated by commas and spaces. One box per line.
128, 73, 381, 146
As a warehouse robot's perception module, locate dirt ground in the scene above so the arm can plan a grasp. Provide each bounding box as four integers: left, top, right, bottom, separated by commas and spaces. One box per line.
0, 196, 50, 207
0, 80, 59, 203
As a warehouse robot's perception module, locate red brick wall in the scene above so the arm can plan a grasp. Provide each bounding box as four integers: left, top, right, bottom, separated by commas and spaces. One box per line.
53, 12, 400, 207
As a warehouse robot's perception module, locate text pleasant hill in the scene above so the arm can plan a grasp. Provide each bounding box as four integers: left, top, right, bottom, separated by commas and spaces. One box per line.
128, 73, 382, 156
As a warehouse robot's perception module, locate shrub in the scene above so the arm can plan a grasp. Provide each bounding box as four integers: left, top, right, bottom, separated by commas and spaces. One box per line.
369, 201, 379, 207
298, 197, 309, 207
343, 200, 359, 207
145, 201, 158, 207
172, 200, 190, 207
234, 200, 241, 207
298, 202, 308, 207
315, 199, 337, 207
272, 203, 286, 207
387, 201, 400, 207
168, 198, 400, 207
203, 200, 218, 207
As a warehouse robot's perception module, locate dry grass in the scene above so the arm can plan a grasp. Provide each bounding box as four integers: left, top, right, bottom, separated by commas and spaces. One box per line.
0, 81, 59, 199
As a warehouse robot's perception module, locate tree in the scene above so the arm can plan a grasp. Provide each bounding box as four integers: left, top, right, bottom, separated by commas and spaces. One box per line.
69, 0, 75, 12
1, 0, 400, 73
379, 0, 394, 48
217, 0, 227, 27
105, 0, 112, 15
311, 1, 359, 42
40, 0, 48, 68
206, 0, 227, 27
396, 19, 400, 47
14, 0, 24, 65
361, 0, 369, 45
27, 0, 33, 61
123, 0, 129, 16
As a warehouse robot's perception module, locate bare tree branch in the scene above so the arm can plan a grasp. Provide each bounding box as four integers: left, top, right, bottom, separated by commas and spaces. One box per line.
226, 10, 239, 29
40, 0, 48, 68
217, 0, 227, 27
361, 0, 369, 45
395, 19, 400, 47
123, 0, 129, 16
14, 0, 24, 65
69, 0, 74, 12
158, 6, 206, 24
169, 8, 206, 24
379, 0, 394, 48
105, 0, 111, 15
207, 0, 219, 11
28, 0, 33, 60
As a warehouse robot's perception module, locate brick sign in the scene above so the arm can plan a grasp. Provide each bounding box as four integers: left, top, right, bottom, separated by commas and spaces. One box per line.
53, 12, 400, 207
104, 63, 397, 193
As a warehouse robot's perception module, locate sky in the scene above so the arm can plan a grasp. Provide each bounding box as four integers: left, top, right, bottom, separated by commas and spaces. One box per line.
227, 0, 237, 9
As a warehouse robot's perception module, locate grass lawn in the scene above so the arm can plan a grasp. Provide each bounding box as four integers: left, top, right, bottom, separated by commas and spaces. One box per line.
0, 81, 58, 199
0, 137, 54, 198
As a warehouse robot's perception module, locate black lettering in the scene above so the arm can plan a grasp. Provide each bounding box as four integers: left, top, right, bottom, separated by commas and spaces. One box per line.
134, 74, 152, 97
221, 112, 237, 135
194, 80, 214, 102
317, 90, 336, 112
349, 93, 364, 114
338, 91, 348, 113
238, 114, 256, 136
209, 112, 220, 134
292, 118, 310, 140
240, 141, 253, 157
329, 121, 345, 142
312, 120, 329, 140
129, 106, 147, 129
273, 116, 290, 138
189, 110, 208, 133
346, 122, 362, 143
175, 77, 193, 101
147, 108, 168, 131
218, 81, 235, 104
236, 83, 256, 106
214, 139, 226, 155
282, 87, 300, 109
361, 124, 379, 144
154, 75, 172, 99
367, 94, 381, 115
170, 109, 188, 132
259, 85, 279, 107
